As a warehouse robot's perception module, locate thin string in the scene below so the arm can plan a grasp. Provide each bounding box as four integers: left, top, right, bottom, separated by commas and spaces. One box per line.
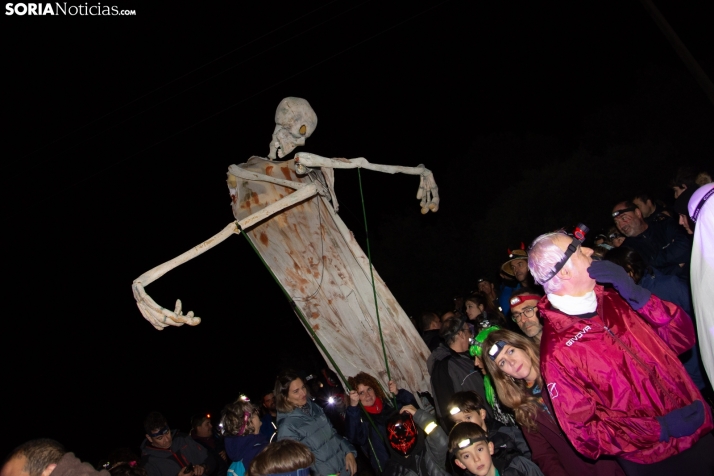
357, 168, 397, 408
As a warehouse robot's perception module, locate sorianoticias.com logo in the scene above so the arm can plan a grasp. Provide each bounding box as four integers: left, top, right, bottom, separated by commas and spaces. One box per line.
5, 3, 136, 15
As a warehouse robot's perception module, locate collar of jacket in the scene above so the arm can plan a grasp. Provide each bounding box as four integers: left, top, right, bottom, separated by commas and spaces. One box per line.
538, 285, 606, 333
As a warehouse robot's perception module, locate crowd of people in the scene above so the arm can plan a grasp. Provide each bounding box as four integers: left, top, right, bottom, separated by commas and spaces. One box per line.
2, 167, 713, 476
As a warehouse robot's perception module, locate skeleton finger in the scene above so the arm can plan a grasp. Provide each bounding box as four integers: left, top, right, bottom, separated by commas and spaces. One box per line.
428, 187, 440, 212
416, 175, 425, 200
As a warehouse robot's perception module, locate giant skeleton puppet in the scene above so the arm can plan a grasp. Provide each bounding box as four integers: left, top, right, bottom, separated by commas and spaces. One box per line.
132, 98, 439, 393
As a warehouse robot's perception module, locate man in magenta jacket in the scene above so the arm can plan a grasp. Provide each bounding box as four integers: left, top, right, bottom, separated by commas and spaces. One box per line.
527, 231, 713, 476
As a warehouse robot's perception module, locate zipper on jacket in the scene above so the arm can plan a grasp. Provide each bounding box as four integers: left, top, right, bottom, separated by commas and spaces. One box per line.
602, 325, 677, 407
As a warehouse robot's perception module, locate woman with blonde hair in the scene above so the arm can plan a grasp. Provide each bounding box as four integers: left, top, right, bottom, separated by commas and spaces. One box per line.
344, 372, 419, 474
481, 329, 623, 476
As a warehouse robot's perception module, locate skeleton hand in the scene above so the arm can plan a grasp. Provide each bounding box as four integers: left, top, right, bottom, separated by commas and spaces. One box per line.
417, 167, 439, 214
132, 282, 201, 330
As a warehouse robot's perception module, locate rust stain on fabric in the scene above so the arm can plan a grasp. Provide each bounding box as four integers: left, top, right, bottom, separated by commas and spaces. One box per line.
313, 324, 320, 330
266, 165, 274, 175
260, 232, 269, 246
251, 192, 259, 204
281, 166, 292, 180
311, 312, 319, 318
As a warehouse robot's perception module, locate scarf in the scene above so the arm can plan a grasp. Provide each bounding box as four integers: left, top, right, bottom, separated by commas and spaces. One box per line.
547, 290, 597, 317
364, 396, 383, 414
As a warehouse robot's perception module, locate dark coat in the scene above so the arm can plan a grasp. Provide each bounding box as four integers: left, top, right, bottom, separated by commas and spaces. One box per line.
427, 344, 492, 428
345, 389, 419, 474
621, 218, 691, 279
521, 390, 624, 476
224, 433, 268, 469
382, 410, 450, 476
140, 431, 215, 476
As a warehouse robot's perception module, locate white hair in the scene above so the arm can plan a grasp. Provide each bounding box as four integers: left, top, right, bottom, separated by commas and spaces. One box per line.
528, 232, 573, 294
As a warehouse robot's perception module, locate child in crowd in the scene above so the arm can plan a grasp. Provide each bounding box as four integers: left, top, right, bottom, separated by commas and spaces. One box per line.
447, 391, 532, 462
220, 400, 269, 473
382, 405, 450, 476
247, 439, 314, 476
449, 422, 542, 476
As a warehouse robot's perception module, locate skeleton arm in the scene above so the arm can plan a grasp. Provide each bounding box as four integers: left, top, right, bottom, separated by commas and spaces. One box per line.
132, 183, 320, 330
295, 152, 439, 214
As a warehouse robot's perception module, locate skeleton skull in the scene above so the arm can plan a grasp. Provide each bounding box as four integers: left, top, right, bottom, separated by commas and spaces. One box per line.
268, 97, 318, 160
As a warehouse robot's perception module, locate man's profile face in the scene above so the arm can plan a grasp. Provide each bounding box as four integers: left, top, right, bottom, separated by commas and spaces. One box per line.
510, 259, 529, 283
612, 202, 646, 237
632, 198, 655, 218
552, 234, 595, 292
511, 299, 542, 338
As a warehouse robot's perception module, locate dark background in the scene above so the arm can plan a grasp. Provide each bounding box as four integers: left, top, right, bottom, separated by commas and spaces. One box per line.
3, 0, 713, 465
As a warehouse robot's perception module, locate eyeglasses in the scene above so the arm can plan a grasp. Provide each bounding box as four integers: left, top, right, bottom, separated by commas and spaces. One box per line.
511, 306, 536, 323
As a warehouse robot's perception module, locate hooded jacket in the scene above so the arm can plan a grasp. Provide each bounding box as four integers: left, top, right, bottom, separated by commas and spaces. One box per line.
276, 400, 356, 475
224, 433, 268, 469
538, 285, 712, 464
140, 431, 214, 476
382, 409, 449, 476
427, 343, 491, 426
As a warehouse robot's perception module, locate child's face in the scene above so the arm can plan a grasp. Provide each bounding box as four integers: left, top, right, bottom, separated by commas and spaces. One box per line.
252, 413, 262, 434
451, 409, 488, 432
455, 440, 495, 476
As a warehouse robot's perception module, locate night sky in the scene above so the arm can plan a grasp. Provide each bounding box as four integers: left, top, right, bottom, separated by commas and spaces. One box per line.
3, 0, 713, 465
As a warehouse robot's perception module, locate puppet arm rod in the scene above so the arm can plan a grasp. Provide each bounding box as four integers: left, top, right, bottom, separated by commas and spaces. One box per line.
295, 152, 439, 214
132, 183, 320, 330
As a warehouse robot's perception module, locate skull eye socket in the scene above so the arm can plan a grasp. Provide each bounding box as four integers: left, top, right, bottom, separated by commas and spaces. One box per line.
299, 124, 307, 135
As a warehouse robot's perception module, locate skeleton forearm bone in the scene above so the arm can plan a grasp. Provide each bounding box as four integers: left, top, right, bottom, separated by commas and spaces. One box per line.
132, 183, 320, 330
295, 152, 439, 214
228, 164, 304, 190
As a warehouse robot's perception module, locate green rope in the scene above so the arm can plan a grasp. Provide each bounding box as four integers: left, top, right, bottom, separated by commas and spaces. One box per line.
240, 225, 389, 447
356, 168, 397, 409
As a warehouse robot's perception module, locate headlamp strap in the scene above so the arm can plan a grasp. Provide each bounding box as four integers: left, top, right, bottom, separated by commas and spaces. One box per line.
149, 425, 169, 438
488, 340, 507, 361
509, 295, 541, 307
542, 237, 578, 283
451, 436, 488, 454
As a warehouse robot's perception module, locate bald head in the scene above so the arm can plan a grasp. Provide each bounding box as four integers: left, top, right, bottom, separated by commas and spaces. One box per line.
1, 439, 64, 476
